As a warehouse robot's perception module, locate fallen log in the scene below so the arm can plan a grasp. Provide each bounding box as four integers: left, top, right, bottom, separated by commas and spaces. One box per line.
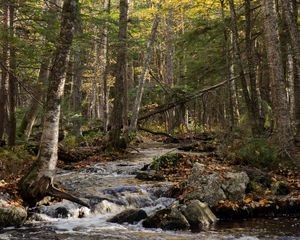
138, 75, 240, 122
138, 126, 178, 142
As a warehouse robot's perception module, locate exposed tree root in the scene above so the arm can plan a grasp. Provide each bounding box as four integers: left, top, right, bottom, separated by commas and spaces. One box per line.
47, 184, 90, 208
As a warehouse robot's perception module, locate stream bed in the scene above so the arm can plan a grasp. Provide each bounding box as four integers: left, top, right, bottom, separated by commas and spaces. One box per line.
1, 146, 300, 240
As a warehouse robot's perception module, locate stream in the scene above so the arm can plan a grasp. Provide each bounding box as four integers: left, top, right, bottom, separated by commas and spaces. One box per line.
1, 145, 300, 240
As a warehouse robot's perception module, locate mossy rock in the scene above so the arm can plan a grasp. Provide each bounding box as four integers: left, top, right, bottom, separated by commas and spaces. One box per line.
0, 206, 27, 227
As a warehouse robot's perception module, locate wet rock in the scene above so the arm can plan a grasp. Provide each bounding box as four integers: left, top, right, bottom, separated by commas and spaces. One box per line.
271, 181, 291, 195
108, 209, 147, 224
181, 200, 217, 228
0, 206, 27, 227
143, 208, 190, 230
135, 171, 165, 181
222, 172, 249, 201
54, 207, 69, 218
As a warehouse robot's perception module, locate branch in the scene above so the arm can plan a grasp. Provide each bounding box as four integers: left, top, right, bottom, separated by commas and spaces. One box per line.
138, 126, 178, 141
138, 75, 240, 122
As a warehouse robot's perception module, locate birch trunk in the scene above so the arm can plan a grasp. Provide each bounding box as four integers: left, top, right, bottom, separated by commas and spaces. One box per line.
19, 0, 81, 205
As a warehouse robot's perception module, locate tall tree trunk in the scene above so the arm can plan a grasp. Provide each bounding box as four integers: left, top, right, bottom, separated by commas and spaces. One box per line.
220, 0, 235, 129
244, 0, 264, 134
262, 0, 293, 150
7, 1, 17, 147
0, 1, 9, 141
108, 0, 128, 149
71, 5, 83, 137
129, 0, 161, 132
18, 63, 48, 140
18, 0, 58, 140
281, 0, 300, 142
19, 0, 80, 205
228, 0, 260, 135
101, 0, 111, 132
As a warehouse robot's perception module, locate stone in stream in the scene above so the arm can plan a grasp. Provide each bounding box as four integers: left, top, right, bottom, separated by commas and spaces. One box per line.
0, 206, 27, 227
135, 171, 165, 181
54, 206, 69, 218
142, 208, 190, 230
180, 200, 217, 228
108, 209, 147, 224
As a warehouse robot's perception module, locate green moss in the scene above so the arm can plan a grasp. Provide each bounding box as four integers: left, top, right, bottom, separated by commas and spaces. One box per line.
150, 153, 181, 170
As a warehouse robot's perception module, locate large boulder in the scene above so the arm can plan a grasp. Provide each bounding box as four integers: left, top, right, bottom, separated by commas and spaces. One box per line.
186, 163, 226, 207
181, 200, 217, 228
186, 163, 249, 207
108, 209, 147, 224
143, 208, 190, 230
0, 206, 27, 227
222, 172, 249, 201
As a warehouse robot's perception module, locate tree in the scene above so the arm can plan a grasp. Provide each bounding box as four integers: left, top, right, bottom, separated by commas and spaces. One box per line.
130, 0, 162, 132
281, 0, 300, 143
18, 0, 88, 207
108, 0, 129, 149
261, 0, 293, 150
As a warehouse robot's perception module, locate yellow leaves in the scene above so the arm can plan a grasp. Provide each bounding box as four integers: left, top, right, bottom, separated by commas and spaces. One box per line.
0, 180, 8, 188
243, 197, 253, 204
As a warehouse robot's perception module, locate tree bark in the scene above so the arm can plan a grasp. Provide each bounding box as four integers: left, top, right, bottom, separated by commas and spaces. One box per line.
108, 0, 128, 149
129, 0, 162, 132
281, 0, 300, 142
100, 0, 111, 132
7, 1, 17, 147
262, 0, 293, 150
71, 5, 83, 137
18, 0, 58, 140
0, 1, 9, 141
244, 0, 264, 135
18, 0, 84, 206
228, 0, 261, 135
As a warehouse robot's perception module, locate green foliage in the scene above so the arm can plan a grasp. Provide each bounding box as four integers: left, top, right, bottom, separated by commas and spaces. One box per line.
0, 146, 35, 178
150, 153, 180, 170
237, 138, 279, 169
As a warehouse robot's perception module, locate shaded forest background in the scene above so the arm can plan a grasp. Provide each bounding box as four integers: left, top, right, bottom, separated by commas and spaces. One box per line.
1, 0, 300, 161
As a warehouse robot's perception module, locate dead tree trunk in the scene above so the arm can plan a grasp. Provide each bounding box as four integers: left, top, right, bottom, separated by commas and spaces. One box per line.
18, 0, 88, 208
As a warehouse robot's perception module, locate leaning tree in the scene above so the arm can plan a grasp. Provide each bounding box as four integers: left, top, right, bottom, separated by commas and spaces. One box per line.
18, 0, 88, 208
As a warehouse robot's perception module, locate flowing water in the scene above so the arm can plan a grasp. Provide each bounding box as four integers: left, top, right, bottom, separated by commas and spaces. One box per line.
1, 145, 299, 240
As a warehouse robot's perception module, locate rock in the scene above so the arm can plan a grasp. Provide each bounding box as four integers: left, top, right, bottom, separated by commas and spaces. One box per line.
108, 209, 147, 224
0, 206, 27, 227
186, 163, 249, 206
54, 207, 69, 218
271, 181, 291, 195
222, 172, 249, 201
181, 200, 217, 228
135, 171, 165, 181
186, 163, 226, 207
143, 208, 189, 230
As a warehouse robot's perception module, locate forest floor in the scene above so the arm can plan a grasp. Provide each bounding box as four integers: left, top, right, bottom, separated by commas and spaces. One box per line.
1, 131, 300, 219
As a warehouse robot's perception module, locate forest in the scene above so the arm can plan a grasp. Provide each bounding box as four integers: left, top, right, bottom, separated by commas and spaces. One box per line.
0, 0, 300, 239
